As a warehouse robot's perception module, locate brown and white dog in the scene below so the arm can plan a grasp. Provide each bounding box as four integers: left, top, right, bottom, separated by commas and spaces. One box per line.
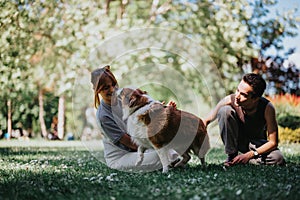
118, 88, 210, 173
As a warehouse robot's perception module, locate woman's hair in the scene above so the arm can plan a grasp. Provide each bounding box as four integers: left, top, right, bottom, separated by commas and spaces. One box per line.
242, 73, 266, 98
91, 65, 118, 108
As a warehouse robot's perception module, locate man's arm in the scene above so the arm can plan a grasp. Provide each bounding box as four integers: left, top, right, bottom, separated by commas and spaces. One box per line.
203, 95, 232, 127
101, 116, 138, 151
255, 102, 278, 153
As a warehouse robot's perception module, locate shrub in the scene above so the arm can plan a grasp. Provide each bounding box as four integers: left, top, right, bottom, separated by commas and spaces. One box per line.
277, 114, 300, 130
267, 94, 300, 116
267, 94, 300, 130
278, 126, 300, 143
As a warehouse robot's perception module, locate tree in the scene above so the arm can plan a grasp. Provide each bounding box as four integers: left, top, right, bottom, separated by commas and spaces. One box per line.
0, 1, 39, 137
1, 0, 298, 139
101, 0, 299, 97
244, 0, 300, 95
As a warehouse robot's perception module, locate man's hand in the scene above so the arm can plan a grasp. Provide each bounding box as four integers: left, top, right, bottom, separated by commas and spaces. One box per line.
202, 119, 210, 128
230, 152, 252, 165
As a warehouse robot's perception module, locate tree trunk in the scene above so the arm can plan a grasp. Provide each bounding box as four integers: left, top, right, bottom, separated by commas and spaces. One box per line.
7, 99, 12, 138
150, 0, 159, 21
57, 95, 65, 140
39, 89, 48, 138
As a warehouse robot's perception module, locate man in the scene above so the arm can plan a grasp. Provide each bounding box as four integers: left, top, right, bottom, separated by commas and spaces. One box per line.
203, 73, 285, 166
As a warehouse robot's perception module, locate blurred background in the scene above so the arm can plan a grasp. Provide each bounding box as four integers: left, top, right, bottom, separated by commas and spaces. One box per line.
0, 0, 299, 143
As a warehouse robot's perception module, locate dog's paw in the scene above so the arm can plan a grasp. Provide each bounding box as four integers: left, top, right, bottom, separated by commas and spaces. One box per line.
173, 157, 188, 168
162, 166, 169, 173
169, 156, 183, 168
135, 155, 144, 166
135, 159, 142, 166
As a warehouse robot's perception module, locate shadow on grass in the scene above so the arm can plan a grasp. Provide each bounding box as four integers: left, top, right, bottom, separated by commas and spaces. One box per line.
0, 145, 299, 199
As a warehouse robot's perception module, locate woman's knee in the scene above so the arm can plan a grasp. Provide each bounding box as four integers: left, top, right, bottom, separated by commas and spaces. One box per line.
105, 158, 121, 170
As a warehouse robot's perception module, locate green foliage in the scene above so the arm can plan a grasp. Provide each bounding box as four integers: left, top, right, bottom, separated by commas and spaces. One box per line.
268, 94, 300, 124
0, 143, 299, 199
279, 127, 300, 144
1, 0, 299, 138
278, 114, 300, 130
247, 0, 298, 53
268, 95, 300, 143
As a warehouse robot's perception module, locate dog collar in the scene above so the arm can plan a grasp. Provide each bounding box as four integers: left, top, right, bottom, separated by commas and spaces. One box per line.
130, 101, 153, 116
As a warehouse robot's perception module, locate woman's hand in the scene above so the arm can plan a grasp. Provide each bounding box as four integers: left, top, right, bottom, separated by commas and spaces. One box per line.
166, 101, 177, 109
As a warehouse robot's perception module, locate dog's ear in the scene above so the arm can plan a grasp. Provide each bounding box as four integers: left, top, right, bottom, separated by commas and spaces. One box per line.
128, 89, 142, 107
136, 88, 147, 95
129, 95, 137, 108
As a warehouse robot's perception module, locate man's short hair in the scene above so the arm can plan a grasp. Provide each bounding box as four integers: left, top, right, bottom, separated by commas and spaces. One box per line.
242, 73, 266, 98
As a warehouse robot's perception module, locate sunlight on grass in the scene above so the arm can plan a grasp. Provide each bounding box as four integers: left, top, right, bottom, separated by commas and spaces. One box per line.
0, 140, 299, 199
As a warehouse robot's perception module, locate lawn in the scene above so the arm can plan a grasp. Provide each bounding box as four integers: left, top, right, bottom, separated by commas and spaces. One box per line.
0, 140, 299, 200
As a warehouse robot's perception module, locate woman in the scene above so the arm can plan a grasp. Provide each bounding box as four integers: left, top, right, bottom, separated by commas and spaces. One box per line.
91, 65, 180, 172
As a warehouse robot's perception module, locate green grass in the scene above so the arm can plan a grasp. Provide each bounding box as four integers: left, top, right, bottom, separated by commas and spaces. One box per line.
0, 141, 299, 200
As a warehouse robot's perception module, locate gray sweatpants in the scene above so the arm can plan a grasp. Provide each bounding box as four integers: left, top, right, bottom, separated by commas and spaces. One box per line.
217, 105, 285, 165
103, 139, 179, 172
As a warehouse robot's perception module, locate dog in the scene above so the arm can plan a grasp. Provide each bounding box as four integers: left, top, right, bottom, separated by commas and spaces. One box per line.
118, 88, 210, 173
